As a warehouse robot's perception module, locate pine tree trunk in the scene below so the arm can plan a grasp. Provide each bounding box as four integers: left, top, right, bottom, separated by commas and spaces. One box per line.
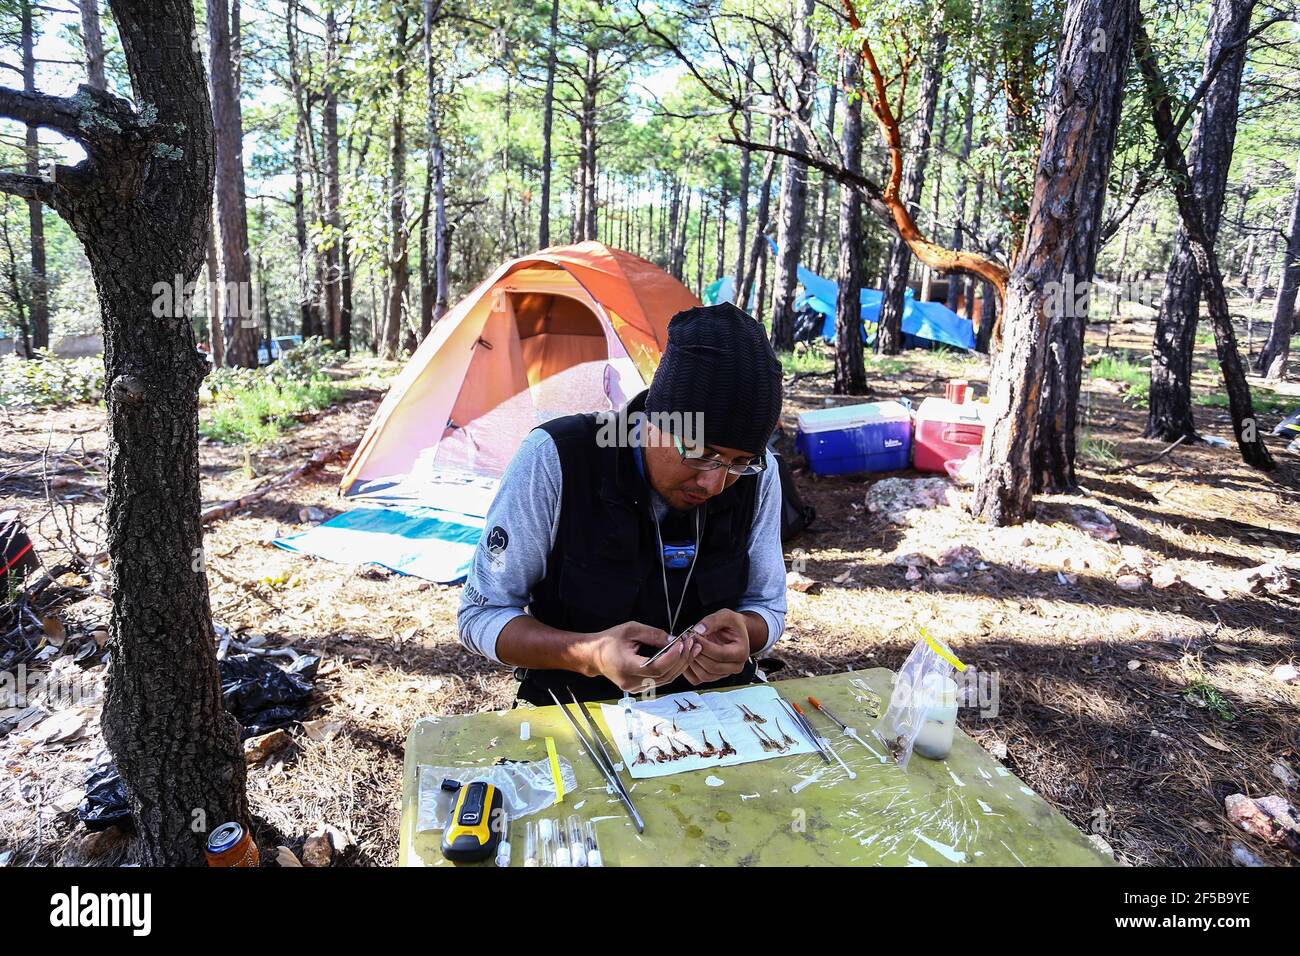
21, 1, 48, 352
835, 51, 867, 396
770, 0, 815, 351
946, 69, 975, 313
78, 0, 107, 90
974, 0, 1139, 525
1256, 153, 1300, 380
877, 29, 947, 355
322, 8, 345, 352
382, 16, 409, 359
738, 120, 778, 310
1146, 0, 1257, 441
1135, 20, 1272, 469
582, 45, 599, 243
813, 79, 838, 276
734, 58, 754, 295
0, 0, 250, 864
1030, 0, 1136, 493
207, 0, 257, 367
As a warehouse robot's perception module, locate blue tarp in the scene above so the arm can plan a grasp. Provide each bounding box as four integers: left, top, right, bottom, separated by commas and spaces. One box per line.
274, 505, 484, 584
761, 238, 975, 351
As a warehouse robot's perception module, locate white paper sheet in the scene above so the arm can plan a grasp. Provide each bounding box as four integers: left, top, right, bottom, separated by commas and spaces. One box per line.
600, 684, 817, 779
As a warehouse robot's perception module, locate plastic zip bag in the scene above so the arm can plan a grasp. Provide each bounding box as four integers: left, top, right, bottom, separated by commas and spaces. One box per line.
873, 631, 964, 769
416, 758, 578, 832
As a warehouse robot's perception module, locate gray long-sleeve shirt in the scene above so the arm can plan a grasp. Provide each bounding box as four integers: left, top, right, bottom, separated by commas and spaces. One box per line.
458, 428, 787, 664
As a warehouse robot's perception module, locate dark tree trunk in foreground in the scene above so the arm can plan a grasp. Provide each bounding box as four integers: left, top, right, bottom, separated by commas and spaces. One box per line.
770, 0, 815, 351
1136, 22, 1273, 470
1256, 153, 1300, 380
208, 0, 257, 367
0, 0, 247, 864
1030, 0, 1136, 493
877, 28, 947, 355
1146, 0, 1256, 441
975, 0, 1139, 525
835, 53, 867, 395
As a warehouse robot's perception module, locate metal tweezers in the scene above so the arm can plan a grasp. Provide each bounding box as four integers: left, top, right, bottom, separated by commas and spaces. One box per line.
547, 688, 645, 833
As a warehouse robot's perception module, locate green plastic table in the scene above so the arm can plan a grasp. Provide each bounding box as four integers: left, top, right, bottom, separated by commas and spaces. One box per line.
399, 669, 1112, 866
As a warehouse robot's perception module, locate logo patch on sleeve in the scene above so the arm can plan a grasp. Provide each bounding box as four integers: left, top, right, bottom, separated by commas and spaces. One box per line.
486, 526, 509, 558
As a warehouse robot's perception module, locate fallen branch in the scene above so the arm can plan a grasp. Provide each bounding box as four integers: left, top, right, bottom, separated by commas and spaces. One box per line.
200, 438, 358, 525
1107, 435, 1187, 473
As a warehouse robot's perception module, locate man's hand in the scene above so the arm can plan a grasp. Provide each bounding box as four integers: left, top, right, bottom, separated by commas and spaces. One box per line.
588, 621, 701, 694
682, 609, 751, 686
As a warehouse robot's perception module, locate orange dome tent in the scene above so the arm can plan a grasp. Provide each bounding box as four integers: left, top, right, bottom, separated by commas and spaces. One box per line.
339, 242, 700, 509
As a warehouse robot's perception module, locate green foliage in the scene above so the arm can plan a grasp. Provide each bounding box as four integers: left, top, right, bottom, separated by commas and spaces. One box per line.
200, 376, 343, 446
1088, 352, 1146, 387
1193, 389, 1288, 415
0, 352, 104, 407
1186, 681, 1235, 722
200, 337, 345, 445
779, 347, 832, 377
1088, 352, 1149, 408
1079, 431, 1121, 467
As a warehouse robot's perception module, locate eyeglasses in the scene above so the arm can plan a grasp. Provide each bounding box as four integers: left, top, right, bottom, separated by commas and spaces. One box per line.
673, 434, 766, 476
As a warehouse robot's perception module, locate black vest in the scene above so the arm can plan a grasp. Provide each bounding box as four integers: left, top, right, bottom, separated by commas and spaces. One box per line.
516, 392, 760, 704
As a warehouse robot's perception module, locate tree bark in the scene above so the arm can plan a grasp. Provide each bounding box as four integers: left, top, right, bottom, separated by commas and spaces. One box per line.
1136, 21, 1272, 469
0, 0, 248, 863
206, 220, 224, 366
207, 0, 257, 367
738, 119, 778, 310
21, 1, 49, 352
286, 0, 318, 339
1256, 153, 1300, 380
382, 14, 410, 359
581, 44, 599, 242
835, 51, 867, 395
322, 8, 345, 352
974, 0, 1139, 525
1146, 0, 1257, 441
946, 69, 975, 313
877, 28, 947, 355
538, 0, 559, 248
734, 57, 754, 295
813, 78, 838, 275
771, 0, 815, 352
78, 0, 108, 91
1030, 0, 1138, 493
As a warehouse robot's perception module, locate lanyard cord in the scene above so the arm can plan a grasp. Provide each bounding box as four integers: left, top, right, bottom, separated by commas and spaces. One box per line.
653, 505, 705, 637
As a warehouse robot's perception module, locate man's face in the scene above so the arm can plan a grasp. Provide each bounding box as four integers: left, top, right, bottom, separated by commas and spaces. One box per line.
642, 423, 757, 511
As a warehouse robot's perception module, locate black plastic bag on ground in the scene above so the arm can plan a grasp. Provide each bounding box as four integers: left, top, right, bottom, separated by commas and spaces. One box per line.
219, 653, 320, 739
78, 748, 130, 828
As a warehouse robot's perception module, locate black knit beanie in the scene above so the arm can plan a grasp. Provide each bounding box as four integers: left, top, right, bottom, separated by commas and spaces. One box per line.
645, 302, 783, 456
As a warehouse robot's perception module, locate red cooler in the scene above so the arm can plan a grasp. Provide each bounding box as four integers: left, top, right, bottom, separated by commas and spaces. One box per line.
913, 397, 987, 473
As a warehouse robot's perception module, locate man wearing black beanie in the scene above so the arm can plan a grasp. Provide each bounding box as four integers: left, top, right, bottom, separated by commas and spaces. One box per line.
458, 302, 789, 703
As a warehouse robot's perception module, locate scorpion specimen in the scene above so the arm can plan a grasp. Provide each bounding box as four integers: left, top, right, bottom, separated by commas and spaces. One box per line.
675, 699, 700, 713
716, 730, 737, 758
751, 725, 787, 753
737, 704, 767, 725
773, 717, 798, 750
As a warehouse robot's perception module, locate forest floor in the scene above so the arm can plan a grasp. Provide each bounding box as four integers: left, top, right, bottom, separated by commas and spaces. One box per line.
2, 316, 1298, 868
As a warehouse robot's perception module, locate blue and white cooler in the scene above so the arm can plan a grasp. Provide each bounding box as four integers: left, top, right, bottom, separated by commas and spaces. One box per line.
795, 401, 913, 476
